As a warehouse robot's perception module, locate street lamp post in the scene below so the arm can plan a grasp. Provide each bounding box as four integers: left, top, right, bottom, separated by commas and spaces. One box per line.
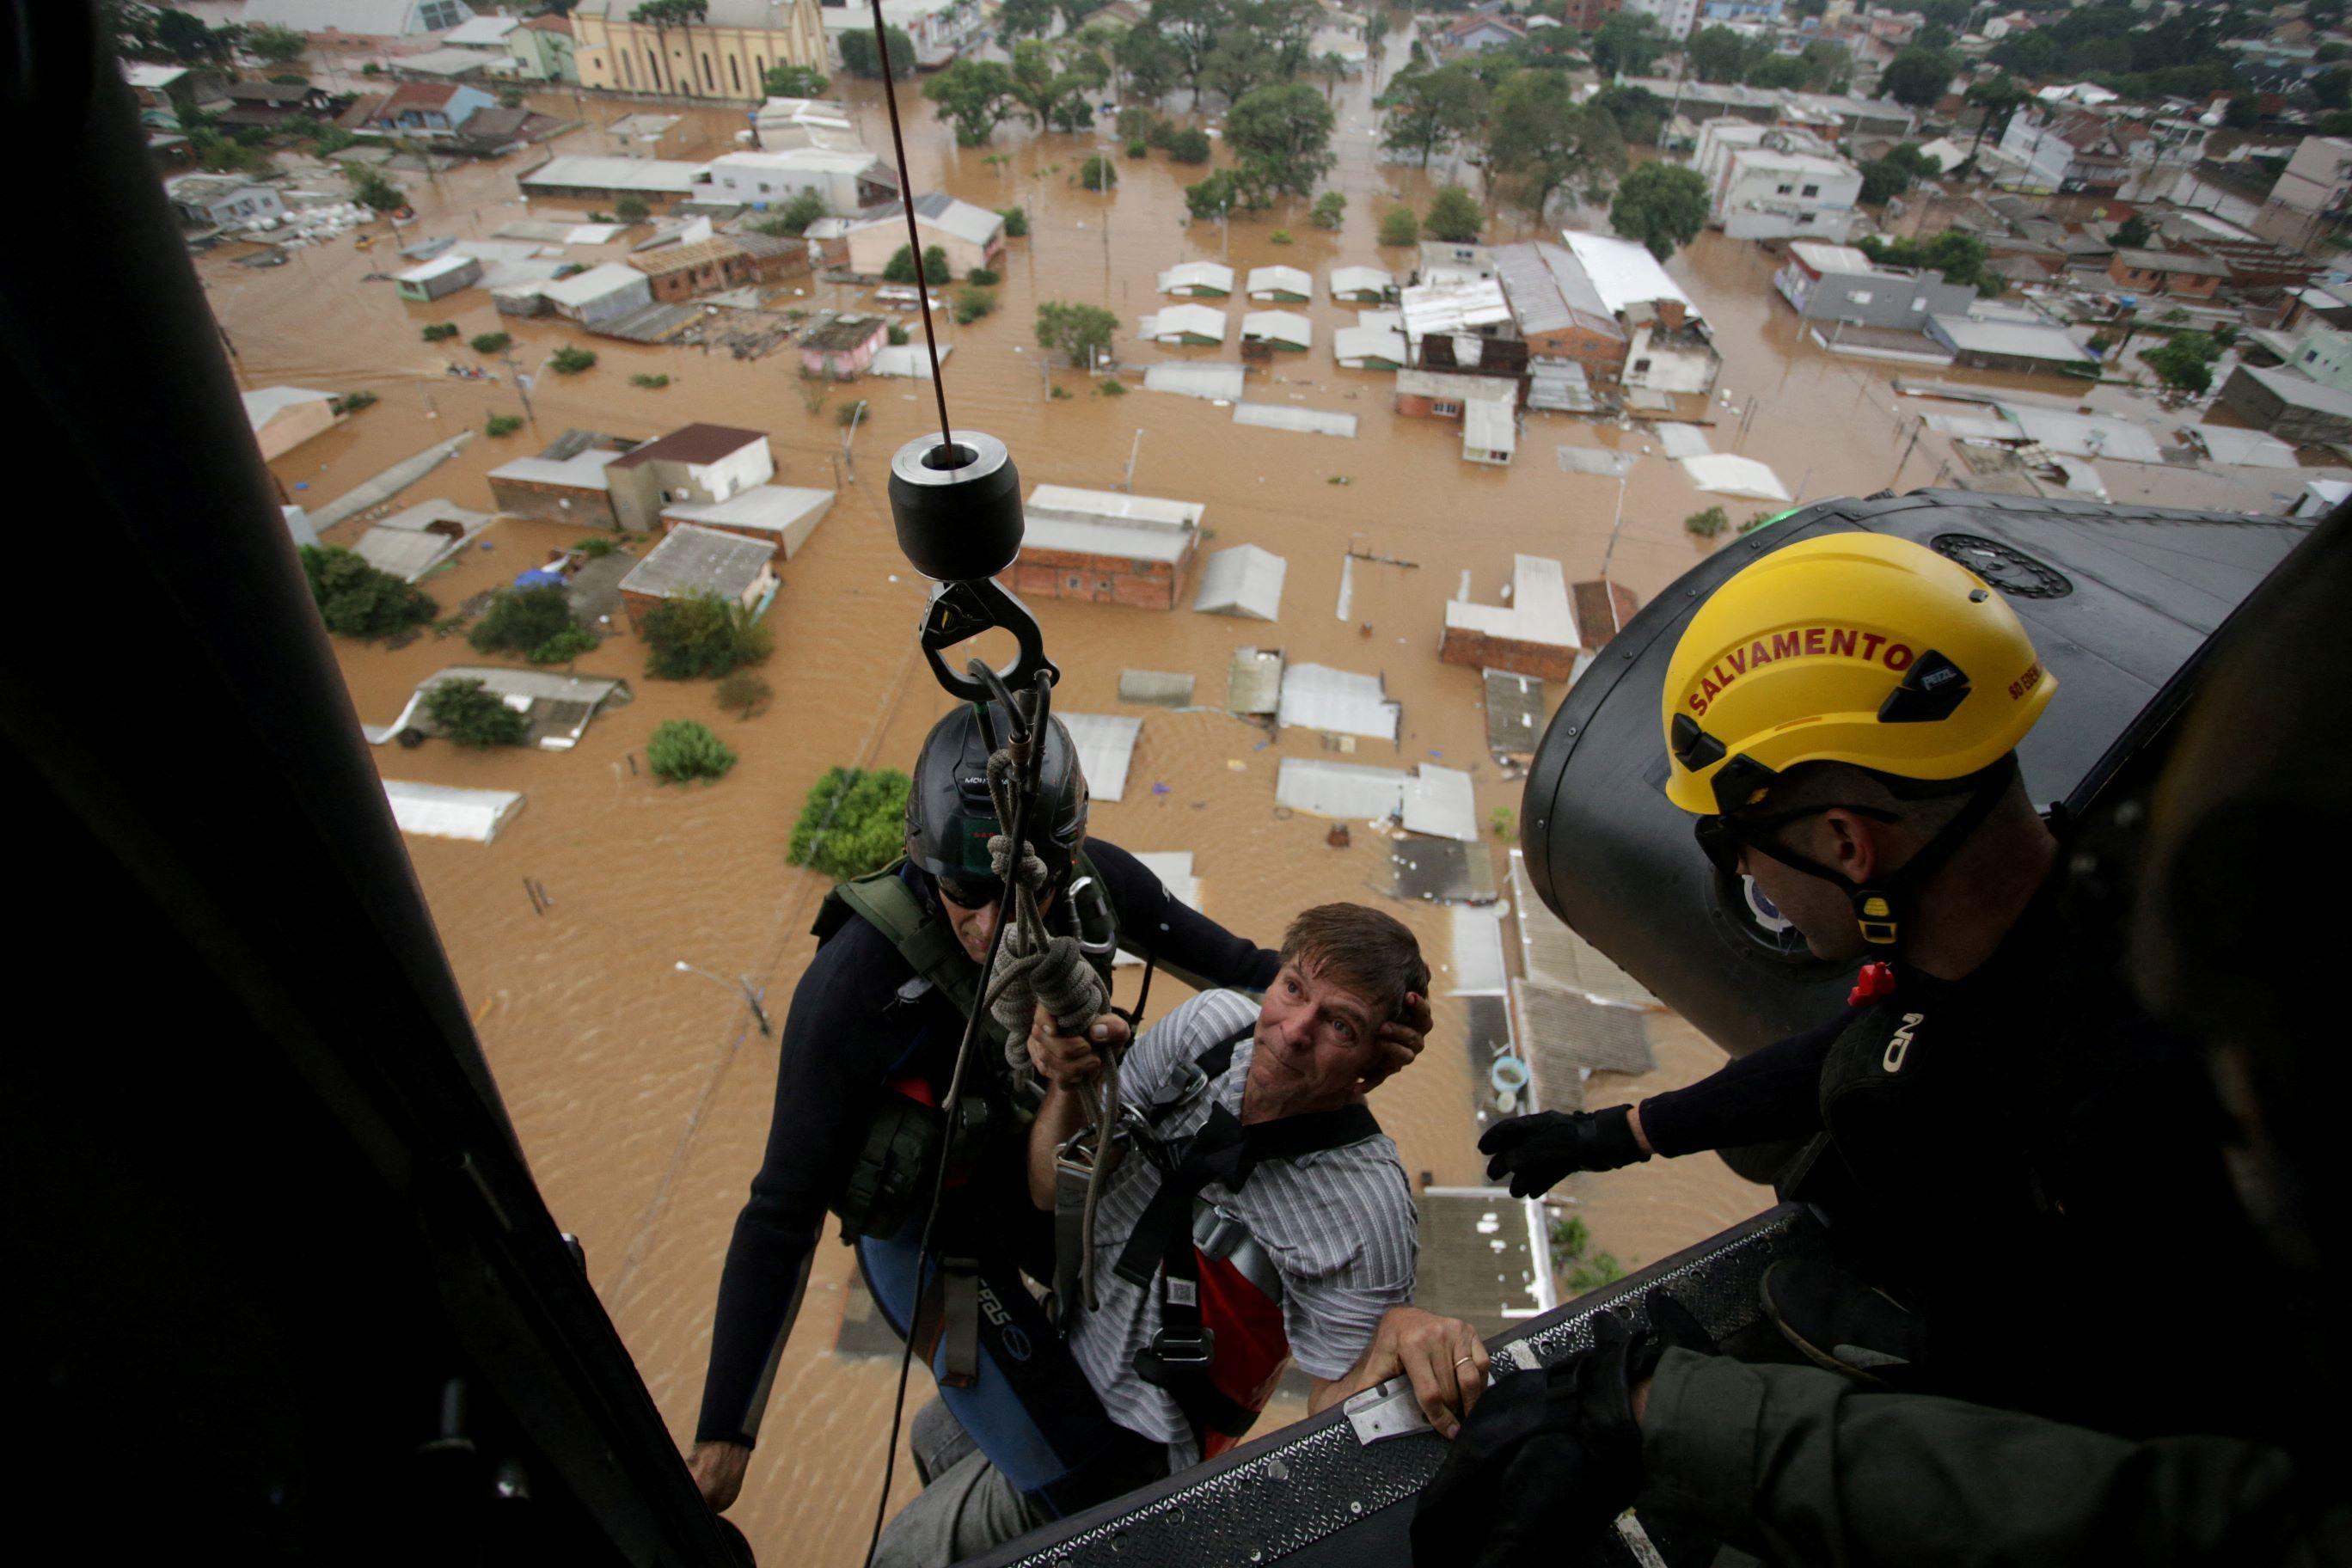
674, 960, 772, 1035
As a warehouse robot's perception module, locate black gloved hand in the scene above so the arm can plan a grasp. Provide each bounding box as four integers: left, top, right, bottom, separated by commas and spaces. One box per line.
1410, 1293, 1716, 1568
1479, 1106, 1649, 1198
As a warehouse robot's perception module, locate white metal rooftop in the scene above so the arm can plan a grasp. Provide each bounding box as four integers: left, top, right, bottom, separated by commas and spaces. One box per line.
1246, 265, 1313, 299
1020, 484, 1201, 564
1278, 663, 1399, 740
520, 156, 708, 194
1445, 555, 1577, 648
1560, 230, 1699, 320
1157, 261, 1234, 296
1057, 713, 1143, 803
1191, 543, 1287, 621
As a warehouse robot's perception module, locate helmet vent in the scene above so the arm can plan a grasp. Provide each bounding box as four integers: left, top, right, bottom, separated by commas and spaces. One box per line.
1930, 534, 2073, 599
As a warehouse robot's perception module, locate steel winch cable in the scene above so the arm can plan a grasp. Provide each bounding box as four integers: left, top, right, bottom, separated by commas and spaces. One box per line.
867, 0, 953, 452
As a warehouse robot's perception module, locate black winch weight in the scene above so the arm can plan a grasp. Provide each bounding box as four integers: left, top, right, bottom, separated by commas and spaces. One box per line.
887, 431, 1058, 703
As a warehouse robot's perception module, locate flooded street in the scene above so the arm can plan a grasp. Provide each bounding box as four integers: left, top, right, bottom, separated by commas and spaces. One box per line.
203, 44, 2312, 1563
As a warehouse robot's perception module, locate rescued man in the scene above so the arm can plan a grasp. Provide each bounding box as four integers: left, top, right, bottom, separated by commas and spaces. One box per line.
874, 903, 1487, 1567
1417, 510, 2352, 1568
1479, 532, 2279, 1442
690, 703, 1430, 1516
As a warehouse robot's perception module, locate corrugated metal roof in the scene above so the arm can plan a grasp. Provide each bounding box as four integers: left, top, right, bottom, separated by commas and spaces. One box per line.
1333, 324, 1407, 366
1233, 404, 1357, 437
1278, 663, 1399, 739
1228, 646, 1283, 714
1328, 265, 1393, 299
242, 386, 336, 427
1143, 362, 1245, 400
1513, 978, 1657, 1104
488, 448, 622, 490
616, 524, 774, 600
1412, 1188, 1553, 1335
2189, 423, 2300, 468
1560, 230, 1697, 320
1138, 303, 1228, 343
1157, 261, 1234, 296
1191, 543, 1287, 621
1240, 309, 1313, 347
1400, 275, 1510, 340
1400, 763, 1478, 842
1928, 313, 2098, 366
1449, 905, 1509, 995
1656, 422, 1712, 458
1463, 398, 1516, 456
1118, 670, 1196, 705
1058, 712, 1142, 803
1995, 404, 2165, 463
383, 779, 523, 844
1489, 242, 1620, 340
2233, 363, 2352, 418
1020, 485, 1200, 564
1275, 757, 1409, 820
540, 261, 654, 307
1246, 265, 1313, 298
520, 156, 706, 193
1483, 669, 1546, 756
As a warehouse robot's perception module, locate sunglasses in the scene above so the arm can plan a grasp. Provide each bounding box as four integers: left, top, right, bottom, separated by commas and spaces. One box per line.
934, 873, 1003, 910
1694, 802, 1900, 882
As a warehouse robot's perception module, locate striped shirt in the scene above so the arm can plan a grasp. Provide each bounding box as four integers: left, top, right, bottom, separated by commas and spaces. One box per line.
1067, 989, 1418, 1466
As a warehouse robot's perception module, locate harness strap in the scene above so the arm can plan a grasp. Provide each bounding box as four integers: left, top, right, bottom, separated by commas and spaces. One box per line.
912, 1253, 983, 1389
830, 867, 1001, 1044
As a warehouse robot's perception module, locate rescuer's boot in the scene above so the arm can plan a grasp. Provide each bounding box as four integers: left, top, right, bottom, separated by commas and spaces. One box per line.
1759, 1259, 1924, 1389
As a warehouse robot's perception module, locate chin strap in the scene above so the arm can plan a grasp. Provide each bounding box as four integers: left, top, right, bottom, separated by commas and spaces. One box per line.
1750, 758, 2019, 955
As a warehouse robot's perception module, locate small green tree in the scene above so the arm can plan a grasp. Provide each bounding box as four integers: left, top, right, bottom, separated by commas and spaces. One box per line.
1185, 168, 1240, 223
838, 24, 916, 78
1167, 126, 1212, 163
1423, 183, 1485, 243
330, 389, 378, 415
924, 57, 1020, 145
788, 767, 914, 879
886, 322, 910, 346
716, 669, 773, 717
641, 592, 774, 680
549, 345, 597, 375
2145, 332, 2220, 395
530, 625, 598, 665
1566, 1251, 1626, 1294
487, 413, 524, 437
1309, 191, 1347, 230
422, 322, 460, 341
1685, 505, 1730, 538
614, 193, 651, 223
647, 719, 738, 782
425, 678, 528, 748
1080, 153, 1118, 191
2110, 214, 2153, 249
1489, 805, 1514, 840
1610, 162, 1709, 260
471, 331, 512, 355
573, 536, 621, 558
966, 266, 1001, 286
922, 243, 952, 282
1000, 205, 1030, 237
299, 545, 438, 640
349, 166, 404, 212
630, 373, 671, 389
763, 62, 830, 97
882, 245, 918, 283
954, 285, 998, 324
1036, 299, 1119, 368
469, 585, 579, 657
1379, 205, 1420, 247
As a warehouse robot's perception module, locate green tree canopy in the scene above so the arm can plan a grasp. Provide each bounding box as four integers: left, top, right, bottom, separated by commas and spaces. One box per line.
1184, 167, 1240, 220
647, 720, 738, 782
925, 57, 1020, 144
1687, 25, 1757, 83
1589, 83, 1669, 146
1036, 299, 1120, 366
789, 767, 913, 879
424, 678, 527, 748
2110, 213, 2153, 249
999, 0, 1057, 46
1423, 182, 1485, 243
299, 545, 438, 640
245, 22, 307, 63
1879, 46, 1956, 110
1608, 162, 1707, 260
1483, 68, 1625, 219
1378, 204, 1420, 246
1381, 63, 1486, 166
838, 24, 915, 78
1857, 229, 1995, 295
642, 592, 773, 680
763, 61, 830, 97
1589, 9, 1667, 77
1223, 81, 1337, 203
468, 585, 579, 659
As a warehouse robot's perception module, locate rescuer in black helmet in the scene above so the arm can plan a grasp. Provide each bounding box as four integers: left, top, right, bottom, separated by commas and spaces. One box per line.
1415, 506, 2352, 1568
689, 700, 1430, 1522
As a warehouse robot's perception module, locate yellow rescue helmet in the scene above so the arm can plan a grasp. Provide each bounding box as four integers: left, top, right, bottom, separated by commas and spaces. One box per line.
1661, 532, 2057, 816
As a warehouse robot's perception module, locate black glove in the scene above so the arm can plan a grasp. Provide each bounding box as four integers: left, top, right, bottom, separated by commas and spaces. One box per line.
1479, 1107, 1649, 1197
1411, 1294, 1714, 1568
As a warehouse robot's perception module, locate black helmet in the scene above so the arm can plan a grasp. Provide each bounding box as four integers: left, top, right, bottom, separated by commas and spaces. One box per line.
905, 701, 1089, 901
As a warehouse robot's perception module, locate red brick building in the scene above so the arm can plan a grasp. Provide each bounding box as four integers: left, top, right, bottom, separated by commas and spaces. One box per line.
999, 485, 1202, 610
1491, 241, 1629, 387
628, 237, 761, 303
1440, 555, 1582, 681
2108, 247, 2228, 299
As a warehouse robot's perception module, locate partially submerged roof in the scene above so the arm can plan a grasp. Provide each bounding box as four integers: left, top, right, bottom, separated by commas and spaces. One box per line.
1995, 403, 2165, 462
397, 253, 475, 283
2188, 422, 2300, 468
1245, 264, 1313, 298
1513, 977, 1657, 1084
383, 780, 524, 845
618, 524, 774, 600
1489, 242, 1622, 340
1449, 904, 1510, 995
519, 156, 706, 193
626, 236, 750, 277
1929, 312, 2098, 365
1412, 1188, 1552, 1337
1445, 555, 1579, 649
1118, 670, 1196, 706
1559, 230, 1698, 320
1272, 759, 1473, 838
848, 191, 1003, 248
800, 315, 887, 352
2232, 363, 2352, 419
1484, 669, 1546, 756
1400, 274, 1510, 340
1138, 303, 1229, 343
1333, 323, 1409, 367
488, 447, 622, 490
1240, 310, 1313, 347
1402, 763, 1478, 842
1464, 398, 1516, 456
1143, 362, 1246, 400
1057, 713, 1143, 803
1278, 663, 1399, 741
1233, 403, 1357, 438
1021, 485, 1202, 565
536, 261, 649, 306
242, 385, 335, 427
661, 486, 833, 556
1228, 646, 1283, 714
1786, 240, 1880, 275
371, 665, 630, 751
2112, 246, 2230, 276
1328, 265, 1393, 298
609, 422, 767, 469
1681, 453, 1792, 501
1191, 543, 1287, 621
1158, 261, 1234, 296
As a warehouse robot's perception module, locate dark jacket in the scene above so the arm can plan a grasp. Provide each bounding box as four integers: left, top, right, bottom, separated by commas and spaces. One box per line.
695, 839, 1280, 1448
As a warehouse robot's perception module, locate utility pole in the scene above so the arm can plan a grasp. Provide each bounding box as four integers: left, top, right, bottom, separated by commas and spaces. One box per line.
1121, 428, 1142, 491
1600, 469, 1630, 586
1888, 413, 1924, 489
841, 395, 864, 482
503, 352, 538, 432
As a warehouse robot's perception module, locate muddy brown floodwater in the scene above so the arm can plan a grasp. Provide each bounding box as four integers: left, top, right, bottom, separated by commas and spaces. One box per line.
202, 38, 2318, 1565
